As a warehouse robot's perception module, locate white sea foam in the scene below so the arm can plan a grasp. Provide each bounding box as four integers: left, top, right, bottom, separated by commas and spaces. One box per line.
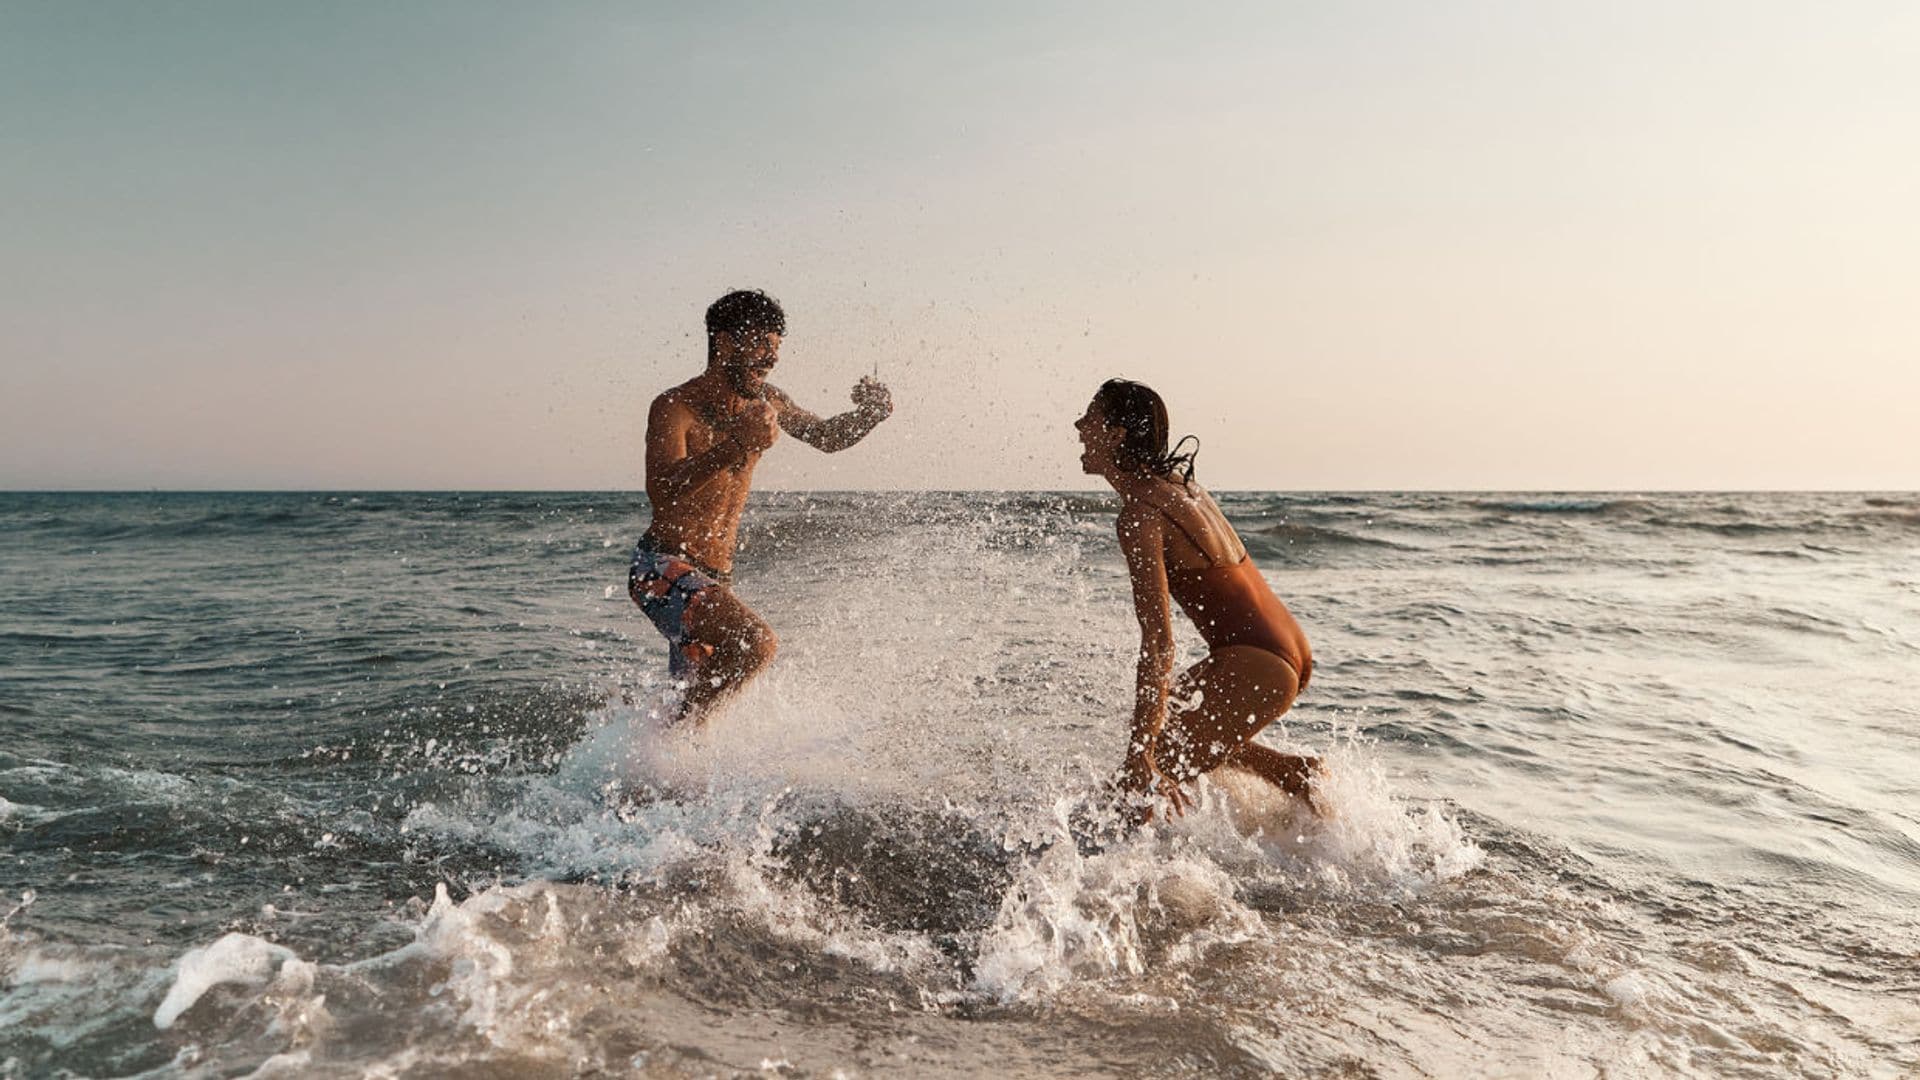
12, 952, 95, 986
153, 933, 298, 1030
973, 835, 1259, 1000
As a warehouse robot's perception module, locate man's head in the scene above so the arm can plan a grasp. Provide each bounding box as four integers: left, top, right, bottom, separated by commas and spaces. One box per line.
706, 290, 787, 397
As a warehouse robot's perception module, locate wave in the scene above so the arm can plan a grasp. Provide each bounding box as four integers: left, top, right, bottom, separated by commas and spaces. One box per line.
1853, 506, 1920, 527
8, 507, 338, 543
1476, 497, 1632, 515
1639, 515, 1810, 538
1243, 522, 1410, 552
768, 804, 1019, 942
0, 721, 1482, 1075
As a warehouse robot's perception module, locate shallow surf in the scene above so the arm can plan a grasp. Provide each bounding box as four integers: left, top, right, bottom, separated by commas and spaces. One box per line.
2, 491, 1915, 1076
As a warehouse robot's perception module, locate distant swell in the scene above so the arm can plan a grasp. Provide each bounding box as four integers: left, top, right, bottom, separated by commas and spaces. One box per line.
1245, 523, 1407, 550
1643, 517, 1804, 537
1477, 498, 1624, 515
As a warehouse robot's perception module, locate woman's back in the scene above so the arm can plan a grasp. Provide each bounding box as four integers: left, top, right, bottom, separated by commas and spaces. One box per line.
1145, 482, 1312, 681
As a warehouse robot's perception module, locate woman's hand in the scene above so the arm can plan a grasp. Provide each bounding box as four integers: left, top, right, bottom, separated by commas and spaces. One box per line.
1151, 766, 1193, 820
1118, 752, 1191, 824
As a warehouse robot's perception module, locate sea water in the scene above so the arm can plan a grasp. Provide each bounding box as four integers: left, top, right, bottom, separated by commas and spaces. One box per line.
1, 491, 1915, 1077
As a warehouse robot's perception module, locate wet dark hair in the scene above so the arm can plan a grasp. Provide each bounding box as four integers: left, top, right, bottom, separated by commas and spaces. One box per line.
705, 290, 786, 357
1093, 378, 1199, 483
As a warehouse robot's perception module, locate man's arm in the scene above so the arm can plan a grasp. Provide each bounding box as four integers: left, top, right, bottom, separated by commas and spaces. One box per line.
644, 394, 766, 506
765, 379, 892, 453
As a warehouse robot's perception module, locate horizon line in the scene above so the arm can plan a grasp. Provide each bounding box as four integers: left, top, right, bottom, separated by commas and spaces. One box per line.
2, 487, 1913, 496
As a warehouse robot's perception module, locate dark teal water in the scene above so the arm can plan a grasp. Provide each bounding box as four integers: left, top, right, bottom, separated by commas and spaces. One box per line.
2, 492, 1916, 1077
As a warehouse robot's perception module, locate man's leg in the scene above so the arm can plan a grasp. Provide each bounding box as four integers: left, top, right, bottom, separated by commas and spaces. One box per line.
674, 586, 778, 726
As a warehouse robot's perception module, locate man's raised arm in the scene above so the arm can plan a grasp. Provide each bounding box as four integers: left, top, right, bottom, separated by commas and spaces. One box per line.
644, 394, 767, 504
767, 378, 893, 453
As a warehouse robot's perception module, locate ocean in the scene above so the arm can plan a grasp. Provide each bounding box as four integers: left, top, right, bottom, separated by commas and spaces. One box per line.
1, 491, 1916, 1078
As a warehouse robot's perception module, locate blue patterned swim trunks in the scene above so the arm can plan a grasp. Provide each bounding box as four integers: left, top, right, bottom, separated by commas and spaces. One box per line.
628, 535, 730, 678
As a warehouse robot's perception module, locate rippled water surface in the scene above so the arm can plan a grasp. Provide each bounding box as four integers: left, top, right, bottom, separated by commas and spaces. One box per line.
1, 491, 1916, 1077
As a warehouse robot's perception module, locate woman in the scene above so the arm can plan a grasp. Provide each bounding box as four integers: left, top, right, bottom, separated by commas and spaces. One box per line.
1077, 379, 1320, 822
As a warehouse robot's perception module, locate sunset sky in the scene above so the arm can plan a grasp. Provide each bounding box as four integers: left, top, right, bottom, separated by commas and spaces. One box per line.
4, 2, 1915, 490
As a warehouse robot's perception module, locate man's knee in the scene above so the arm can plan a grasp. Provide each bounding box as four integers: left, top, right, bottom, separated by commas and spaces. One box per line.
718, 619, 775, 670
744, 623, 777, 668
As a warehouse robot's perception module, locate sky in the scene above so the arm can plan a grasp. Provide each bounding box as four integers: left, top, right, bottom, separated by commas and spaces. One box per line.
2, 2, 1915, 491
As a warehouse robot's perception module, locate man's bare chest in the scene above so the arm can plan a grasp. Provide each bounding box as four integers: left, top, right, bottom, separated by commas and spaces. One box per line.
682, 414, 765, 486
684, 420, 726, 456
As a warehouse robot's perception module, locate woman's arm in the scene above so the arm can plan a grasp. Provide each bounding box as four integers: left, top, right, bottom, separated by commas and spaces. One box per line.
1117, 506, 1175, 792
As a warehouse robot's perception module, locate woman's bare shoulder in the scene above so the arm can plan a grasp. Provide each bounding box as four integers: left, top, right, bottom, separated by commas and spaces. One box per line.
1114, 496, 1161, 537
1161, 483, 1247, 565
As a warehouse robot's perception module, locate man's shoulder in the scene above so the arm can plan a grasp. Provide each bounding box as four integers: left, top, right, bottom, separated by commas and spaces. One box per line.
652, 378, 710, 415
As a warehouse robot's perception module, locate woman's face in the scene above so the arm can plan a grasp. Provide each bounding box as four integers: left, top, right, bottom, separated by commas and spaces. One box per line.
1075, 398, 1124, 475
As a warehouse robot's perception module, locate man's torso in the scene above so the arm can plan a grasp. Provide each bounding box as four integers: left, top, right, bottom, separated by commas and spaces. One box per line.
644, 378, 771, 573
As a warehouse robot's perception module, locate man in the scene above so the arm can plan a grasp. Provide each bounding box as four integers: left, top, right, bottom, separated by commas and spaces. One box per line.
630, 289, 893, 725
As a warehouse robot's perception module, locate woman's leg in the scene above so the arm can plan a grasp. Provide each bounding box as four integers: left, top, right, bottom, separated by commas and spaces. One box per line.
1225, 742, 1321, 808
1155, 646, 1315, 800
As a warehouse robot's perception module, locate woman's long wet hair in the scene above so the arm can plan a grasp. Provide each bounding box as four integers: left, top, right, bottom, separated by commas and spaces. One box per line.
1093, 378, 1199, 484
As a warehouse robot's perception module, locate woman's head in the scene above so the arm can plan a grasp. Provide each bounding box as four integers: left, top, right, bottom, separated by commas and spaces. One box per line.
1078, 379, 1197, 482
